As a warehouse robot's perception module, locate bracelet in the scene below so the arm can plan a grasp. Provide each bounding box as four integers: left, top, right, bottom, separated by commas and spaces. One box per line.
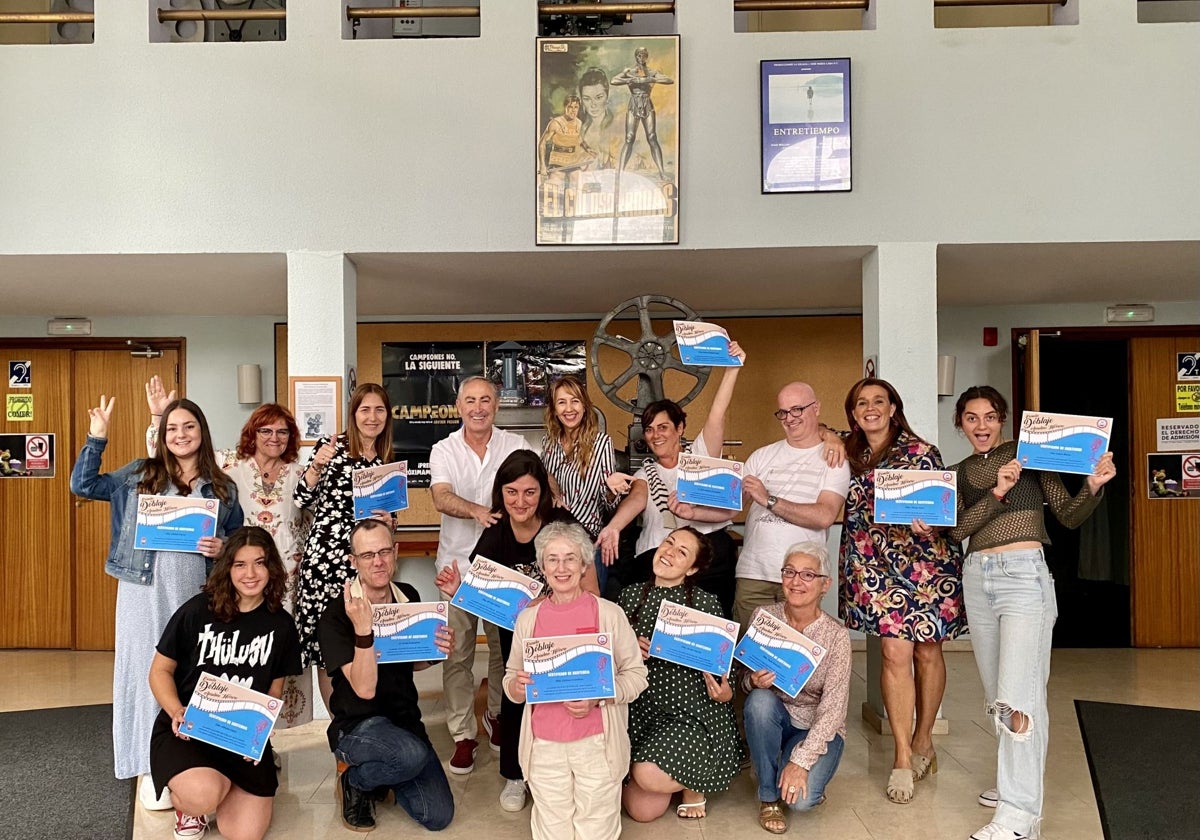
354, 632, 374, 649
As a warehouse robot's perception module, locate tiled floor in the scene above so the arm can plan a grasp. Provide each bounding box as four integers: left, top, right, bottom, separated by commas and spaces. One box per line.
3, 647, 1196, 839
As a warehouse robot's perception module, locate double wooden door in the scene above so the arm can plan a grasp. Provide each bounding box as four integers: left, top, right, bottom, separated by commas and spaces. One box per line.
0, 340, 182, 650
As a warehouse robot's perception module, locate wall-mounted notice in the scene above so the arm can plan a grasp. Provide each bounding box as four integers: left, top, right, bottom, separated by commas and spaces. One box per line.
1178, 352, 1200, 381
760, 57, 852, 194
1147, 452, 1200, 499
1157, 418, 1200, 452
1176, 384, 1200, 413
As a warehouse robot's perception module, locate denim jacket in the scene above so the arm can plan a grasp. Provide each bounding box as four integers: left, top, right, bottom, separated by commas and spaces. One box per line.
70, 435, 244, 585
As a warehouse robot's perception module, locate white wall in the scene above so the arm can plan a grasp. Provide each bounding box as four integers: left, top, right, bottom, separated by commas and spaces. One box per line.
0, 1, 1195, 257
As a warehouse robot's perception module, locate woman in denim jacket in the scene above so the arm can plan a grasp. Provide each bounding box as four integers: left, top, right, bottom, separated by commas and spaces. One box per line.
71, 394, 243, 813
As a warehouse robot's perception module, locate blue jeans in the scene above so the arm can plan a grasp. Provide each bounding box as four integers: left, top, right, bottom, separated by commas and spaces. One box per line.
963, 548, 1057, 838
743, 688, 844, 810
335, 717, 454, 831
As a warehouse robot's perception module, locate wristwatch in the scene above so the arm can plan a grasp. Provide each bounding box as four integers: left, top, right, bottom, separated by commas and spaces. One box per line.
766, 495, 779, 511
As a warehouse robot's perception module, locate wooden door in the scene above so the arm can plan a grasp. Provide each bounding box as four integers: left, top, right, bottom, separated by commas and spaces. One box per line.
0, 349, 74, 647
1130, 335, 1200, 647
71, 349, 181, 650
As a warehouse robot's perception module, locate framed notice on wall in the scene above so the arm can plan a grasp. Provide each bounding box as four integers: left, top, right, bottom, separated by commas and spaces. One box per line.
760, 58, 852, 194
289, 376, 343, 446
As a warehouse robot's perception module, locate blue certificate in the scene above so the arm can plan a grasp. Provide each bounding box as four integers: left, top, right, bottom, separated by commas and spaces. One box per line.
733, 609, 829, 699
372, 601, 447, 664
675, 453, 743, 512
452, 556, 544, 632
649, 599, 738, 676
673, 320, 743, 367
523, 633, 616, 705
353, 462, 409, 520
873, 469, 957, 527
181, 673, 282, 763
134, 495, 218, 552
1016, 411, 1112, 475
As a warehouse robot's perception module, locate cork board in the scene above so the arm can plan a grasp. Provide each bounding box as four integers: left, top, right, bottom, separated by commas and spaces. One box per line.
275, 315, 863, 526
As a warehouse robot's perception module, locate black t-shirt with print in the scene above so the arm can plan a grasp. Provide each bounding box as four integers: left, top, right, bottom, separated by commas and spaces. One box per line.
469, 508, 581, 585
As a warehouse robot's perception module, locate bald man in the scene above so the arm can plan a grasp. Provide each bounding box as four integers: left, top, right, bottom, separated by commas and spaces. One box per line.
734, 382, 850, 630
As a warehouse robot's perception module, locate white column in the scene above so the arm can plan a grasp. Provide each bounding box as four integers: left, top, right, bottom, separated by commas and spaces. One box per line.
286, 251, 357, 391
860, 243, 948, 735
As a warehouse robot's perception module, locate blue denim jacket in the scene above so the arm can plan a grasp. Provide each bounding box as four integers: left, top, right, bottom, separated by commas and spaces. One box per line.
69, 435, 244, 585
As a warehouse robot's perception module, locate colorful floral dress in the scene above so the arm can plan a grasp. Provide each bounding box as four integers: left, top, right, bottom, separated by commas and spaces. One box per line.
838, 433, 966, 641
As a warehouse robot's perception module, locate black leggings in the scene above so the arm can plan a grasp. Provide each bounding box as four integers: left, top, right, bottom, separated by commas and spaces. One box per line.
496, 627, 523, 781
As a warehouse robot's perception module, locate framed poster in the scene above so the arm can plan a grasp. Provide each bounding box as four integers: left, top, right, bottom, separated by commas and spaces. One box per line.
289, 376, 343, 446
760, 58, 852, 193
536, 35, 680, 245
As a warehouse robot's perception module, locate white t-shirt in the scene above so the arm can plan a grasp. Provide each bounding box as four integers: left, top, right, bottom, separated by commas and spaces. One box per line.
633, 434, 731, 556
736, 439, 850, 582
429, 426, 531, 572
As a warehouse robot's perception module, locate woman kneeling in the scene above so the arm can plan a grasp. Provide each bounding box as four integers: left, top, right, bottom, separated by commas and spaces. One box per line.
148, 527, 302, 840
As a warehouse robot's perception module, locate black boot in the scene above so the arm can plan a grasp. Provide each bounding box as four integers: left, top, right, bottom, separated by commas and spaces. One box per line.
337, 769, 376, 832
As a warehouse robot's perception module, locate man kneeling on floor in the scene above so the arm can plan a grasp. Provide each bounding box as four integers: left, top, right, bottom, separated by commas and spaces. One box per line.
318, 518, 456, 832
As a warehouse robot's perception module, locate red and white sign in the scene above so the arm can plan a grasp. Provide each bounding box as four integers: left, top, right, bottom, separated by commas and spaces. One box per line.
1183, 454, 1200, 492
25, 435, 50, 470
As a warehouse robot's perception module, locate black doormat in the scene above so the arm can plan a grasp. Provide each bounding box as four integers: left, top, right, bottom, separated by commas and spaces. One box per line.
0, 703, 134, 840
1075, 700, 1200, 840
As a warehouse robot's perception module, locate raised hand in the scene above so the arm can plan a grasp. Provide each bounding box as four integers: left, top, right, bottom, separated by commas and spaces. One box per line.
344, 580, 373, 636
88, 395, 115, 439
435, 560, 462, 598
1087, 451, 1117, 495
995, 459, 1022, 497
145, 375, 176, 418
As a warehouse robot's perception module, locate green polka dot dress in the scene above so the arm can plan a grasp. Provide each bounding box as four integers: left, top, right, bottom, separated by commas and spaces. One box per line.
619, 582, 744, 794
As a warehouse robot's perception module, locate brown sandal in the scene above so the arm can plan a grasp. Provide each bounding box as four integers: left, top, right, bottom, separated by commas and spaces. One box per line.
759, 800, 788, 834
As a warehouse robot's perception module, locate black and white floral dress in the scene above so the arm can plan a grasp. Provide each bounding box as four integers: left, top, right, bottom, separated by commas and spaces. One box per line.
293, 434, 382, 668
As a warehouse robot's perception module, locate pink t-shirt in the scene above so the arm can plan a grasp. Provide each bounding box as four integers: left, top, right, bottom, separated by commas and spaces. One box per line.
530, 592, 605, 742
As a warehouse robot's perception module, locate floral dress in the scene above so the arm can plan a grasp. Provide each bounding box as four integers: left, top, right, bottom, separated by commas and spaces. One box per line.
293, 434, 382, 668
217, 449, 313, 726
618, 583, 743, 793
838, 433, 966, 641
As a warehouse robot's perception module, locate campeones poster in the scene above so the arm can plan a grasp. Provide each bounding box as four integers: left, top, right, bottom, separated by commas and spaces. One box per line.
536, 35, 680, 245
760, 58, 852, 193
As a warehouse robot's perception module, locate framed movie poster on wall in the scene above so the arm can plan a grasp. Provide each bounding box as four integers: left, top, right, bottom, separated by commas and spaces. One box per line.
760, 58, 852, 193
536, 35, 680, 245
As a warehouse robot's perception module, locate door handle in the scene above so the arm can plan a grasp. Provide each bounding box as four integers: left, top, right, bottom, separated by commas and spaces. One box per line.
74, 498, 94, 508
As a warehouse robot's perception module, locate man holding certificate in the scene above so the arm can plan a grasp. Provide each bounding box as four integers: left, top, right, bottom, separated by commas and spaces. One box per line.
735, 381, 849, 631
318, 520, 457, 833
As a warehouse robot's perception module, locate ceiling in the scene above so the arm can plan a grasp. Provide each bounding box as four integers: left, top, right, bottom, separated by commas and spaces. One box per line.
0, 241, 1195, 319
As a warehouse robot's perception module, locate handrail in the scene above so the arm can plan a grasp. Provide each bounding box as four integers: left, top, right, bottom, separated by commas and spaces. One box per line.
156, 9, 286, 23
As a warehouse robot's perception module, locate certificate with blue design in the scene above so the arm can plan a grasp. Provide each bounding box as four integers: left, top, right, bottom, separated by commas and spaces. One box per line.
372, 601, 448, 663
649, 599, 738, 676
181, 672, 282, 762
352, 461, 409, 520
734, 608, 828, 699
134, 495, 218, 551
1016, 411, 1112, 475
676, 453, 744, 511
673, 321, 743, 367
523, 633, 616, 705
451, 556, 544, 632
873, 469, 957, 527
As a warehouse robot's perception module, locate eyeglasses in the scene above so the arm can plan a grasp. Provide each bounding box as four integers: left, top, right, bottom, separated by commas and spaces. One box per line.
542, 555, 583, 568
780, 568, 828, 583
773, 401, 818, 421
256, 428, 290, 438
355, 547, 395, 562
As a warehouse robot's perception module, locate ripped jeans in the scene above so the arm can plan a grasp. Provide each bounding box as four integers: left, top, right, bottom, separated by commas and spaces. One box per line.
962, 548, 1057, 838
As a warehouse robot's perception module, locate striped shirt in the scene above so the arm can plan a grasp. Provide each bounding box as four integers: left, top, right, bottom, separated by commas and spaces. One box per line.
540, 432, 617, 537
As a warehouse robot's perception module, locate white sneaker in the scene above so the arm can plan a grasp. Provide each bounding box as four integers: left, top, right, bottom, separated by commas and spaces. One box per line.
978, 788, 999, 808
139, 775, 173, 811
499, 779, 527, 812
970, 822, 1028, 840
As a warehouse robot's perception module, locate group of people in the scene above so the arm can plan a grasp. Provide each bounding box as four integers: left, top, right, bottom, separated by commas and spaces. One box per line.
70, 347, 1115, 840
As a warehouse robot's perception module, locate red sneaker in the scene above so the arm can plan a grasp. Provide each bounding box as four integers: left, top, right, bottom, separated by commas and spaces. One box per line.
449, 738, 478, 774
173, 810, 208, 840
482, 711, 502, 753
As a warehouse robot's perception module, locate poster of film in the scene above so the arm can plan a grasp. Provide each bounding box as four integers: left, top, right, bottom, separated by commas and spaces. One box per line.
760, 58, 852, 193
536, 35, 680, 245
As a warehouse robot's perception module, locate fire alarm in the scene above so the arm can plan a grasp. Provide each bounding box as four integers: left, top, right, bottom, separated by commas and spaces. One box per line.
983, 327, 998, 347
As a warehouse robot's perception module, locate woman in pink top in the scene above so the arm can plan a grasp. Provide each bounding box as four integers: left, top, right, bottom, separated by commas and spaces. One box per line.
504, 521, 647, 840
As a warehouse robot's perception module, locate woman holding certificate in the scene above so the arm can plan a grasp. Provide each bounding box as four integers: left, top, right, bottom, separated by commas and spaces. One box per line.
146, 375, 312, 728
70, 395, 243, 812
837, 378, 965, 804
742, 541, 851, 835
503, 521, 647, 840
618, 527, 742, 822
596, 342, 745, 618
149, 526, 303, 840
938, 386, 1114, 840
293, 383, 394, 708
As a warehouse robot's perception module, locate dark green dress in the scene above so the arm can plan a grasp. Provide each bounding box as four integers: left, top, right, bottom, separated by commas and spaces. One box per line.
619, 582, 743, 794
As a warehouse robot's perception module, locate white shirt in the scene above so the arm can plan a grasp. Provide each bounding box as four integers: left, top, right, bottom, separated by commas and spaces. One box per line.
736, 439, 850, 582
429, 426, 531, 572
633, 434, 731, 556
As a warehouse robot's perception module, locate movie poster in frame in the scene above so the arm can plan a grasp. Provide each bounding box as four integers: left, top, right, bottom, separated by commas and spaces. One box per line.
760, 58, 852, 194
536, 35, 680, 245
